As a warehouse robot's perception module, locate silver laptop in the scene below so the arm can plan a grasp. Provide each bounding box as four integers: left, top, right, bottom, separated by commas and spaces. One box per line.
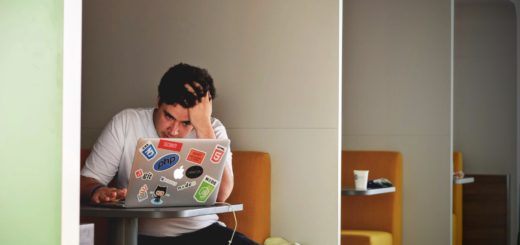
103, 138, 230, 208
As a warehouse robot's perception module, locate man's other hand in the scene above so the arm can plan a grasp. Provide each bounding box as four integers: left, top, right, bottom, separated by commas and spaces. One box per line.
91, 187, 127, 204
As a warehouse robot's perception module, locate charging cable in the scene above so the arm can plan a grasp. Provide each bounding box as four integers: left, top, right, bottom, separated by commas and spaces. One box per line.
216, 202, 238, 245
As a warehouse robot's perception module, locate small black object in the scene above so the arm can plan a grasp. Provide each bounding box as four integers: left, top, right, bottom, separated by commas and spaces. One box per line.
367, 178, 393, 188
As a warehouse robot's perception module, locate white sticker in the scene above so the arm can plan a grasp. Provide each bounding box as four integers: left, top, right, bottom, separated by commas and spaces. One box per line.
137, 184, 149, 202
177, 181, 197, 191
160, 176, 178, 187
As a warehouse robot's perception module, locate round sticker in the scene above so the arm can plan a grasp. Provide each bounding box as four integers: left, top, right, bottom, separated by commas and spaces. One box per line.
186, 166, 204, 179
153, 153, 180, 171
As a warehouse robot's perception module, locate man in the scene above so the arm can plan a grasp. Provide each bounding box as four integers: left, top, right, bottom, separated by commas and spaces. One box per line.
80, 63, 257, 245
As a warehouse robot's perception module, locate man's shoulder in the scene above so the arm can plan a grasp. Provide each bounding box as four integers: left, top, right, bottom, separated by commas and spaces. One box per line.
211, 117, 225, 128
210, 117, 229, 139
113, 107, 154, 121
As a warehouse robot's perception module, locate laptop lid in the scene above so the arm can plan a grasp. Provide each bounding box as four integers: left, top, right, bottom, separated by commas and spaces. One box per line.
120, 138, 230, 208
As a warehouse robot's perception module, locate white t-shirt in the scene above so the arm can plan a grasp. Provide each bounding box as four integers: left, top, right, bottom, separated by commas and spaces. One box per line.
81, 108, 233, 237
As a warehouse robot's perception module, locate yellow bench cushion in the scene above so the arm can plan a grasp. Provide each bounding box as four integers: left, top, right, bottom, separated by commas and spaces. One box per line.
341, 230, 392, 245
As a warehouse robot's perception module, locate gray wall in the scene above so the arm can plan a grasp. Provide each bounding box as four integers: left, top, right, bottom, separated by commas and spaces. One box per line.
454, 2, 517, 244
82, 1, 340, 244
343, 1, 453, 244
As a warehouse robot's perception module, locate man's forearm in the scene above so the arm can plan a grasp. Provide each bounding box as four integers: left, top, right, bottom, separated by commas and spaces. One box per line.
217, 165, 234, 202
195, 124, 216, 139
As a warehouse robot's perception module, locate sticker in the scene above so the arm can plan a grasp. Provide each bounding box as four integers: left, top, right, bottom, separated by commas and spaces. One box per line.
150, 185, 170, 205
194, 175, 218, 203
158, 140, 183, 152
173, 165, 185, 180
137, 184, 149, 202
135, 169, 144, 178
140, 142, 157, 161
186, 165, 203, 179
186, 148, 206, 164
160, 176, 178, 187
210, 145, 226, 164
153, 153, 180, 171
177, 181, 196, 191
142, 172, 153, 180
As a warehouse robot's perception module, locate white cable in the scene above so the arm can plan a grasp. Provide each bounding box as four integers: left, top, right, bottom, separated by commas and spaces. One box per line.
216, 202, 238, 245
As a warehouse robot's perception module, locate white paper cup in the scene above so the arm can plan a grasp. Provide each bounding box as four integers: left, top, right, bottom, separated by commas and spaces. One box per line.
354, 170, 369, 190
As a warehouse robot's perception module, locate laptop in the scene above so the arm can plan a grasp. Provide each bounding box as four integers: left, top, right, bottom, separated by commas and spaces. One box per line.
102, 138, 230, 208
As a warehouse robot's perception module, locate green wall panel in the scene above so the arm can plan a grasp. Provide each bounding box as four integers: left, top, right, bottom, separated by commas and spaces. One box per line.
0, 1, 63, 244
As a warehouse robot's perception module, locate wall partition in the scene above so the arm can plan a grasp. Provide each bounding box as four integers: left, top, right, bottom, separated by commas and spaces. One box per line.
343, 0, 453, 244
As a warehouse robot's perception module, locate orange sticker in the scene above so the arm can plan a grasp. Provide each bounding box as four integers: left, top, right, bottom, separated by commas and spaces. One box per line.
186, 148, 206, 164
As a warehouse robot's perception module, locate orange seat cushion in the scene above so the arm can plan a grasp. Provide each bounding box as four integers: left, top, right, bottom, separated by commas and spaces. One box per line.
342, 230, 392, 245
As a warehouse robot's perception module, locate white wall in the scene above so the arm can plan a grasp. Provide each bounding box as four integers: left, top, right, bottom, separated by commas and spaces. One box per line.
454, 2, 517, 244
82, 1, 340, 244
343, 1, 453, 244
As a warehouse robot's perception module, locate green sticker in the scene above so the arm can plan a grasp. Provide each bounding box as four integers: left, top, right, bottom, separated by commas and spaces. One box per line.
194, 175, 218, 203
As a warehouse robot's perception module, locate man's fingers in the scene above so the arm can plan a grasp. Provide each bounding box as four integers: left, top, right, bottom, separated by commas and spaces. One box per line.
203, 91, 212, 102
117, 188, 128, 199
99, 191, 110, 201
91, 187, 126, 203
183, 84, 198, 105
185, 82, 206, 101
92, 195, 100, 204
184, 83, 195, 93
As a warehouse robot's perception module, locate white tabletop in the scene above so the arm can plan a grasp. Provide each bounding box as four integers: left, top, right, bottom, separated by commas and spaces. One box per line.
342, 187, 396, 196
80, 203, 243, 245
454, 177, 475, 185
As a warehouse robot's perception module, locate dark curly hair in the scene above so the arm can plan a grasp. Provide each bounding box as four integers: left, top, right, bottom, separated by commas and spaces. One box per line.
158, 63, 216, 108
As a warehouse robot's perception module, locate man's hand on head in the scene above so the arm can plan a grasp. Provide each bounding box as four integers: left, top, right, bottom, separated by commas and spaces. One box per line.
184, 83, 216, 139
91, 187, 127, 204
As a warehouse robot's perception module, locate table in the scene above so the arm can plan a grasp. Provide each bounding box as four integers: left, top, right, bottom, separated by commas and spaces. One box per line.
454, 177, 475, 184
81, 203, 243, 245
342, 187, 396, 196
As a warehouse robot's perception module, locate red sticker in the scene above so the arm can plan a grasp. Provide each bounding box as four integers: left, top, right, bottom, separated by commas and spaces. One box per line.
135, 169, 144, 178
158, 140, 183, 152
186, 148, 206, 164
210, 145, 226, 164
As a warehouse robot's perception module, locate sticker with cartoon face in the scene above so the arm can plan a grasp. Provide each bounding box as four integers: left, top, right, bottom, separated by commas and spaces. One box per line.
186, 166, 203, 179
137, 184, 149, 202
158, 140, 183, 152
160, 176, 178, 187
140, 142, 157, 161
150, 185, 170, 205
177, 181, 196, 191
193, 175, 218, 203
210, 145, 226, 164
186, 148, 206, 165
153, 153, 180, 171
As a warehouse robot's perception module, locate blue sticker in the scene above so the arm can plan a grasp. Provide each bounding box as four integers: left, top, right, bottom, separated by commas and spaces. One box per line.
153, 153, 180, 171
140, 143, 157, 160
